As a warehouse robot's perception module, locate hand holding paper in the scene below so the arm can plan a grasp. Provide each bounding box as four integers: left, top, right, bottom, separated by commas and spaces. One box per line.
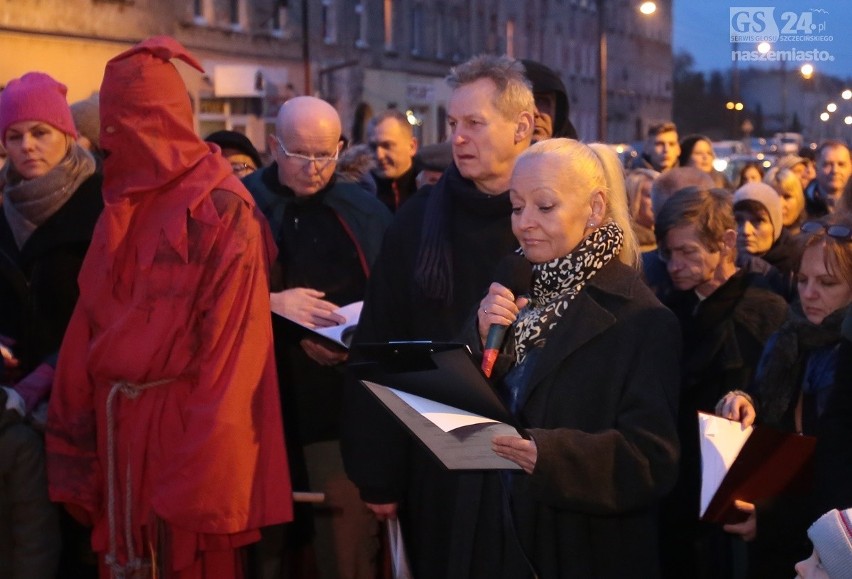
270, 287, 345, 328
271, 292, 362, 349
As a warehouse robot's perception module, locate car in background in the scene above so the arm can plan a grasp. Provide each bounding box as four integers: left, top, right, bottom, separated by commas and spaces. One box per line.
768, 132, 804, 155
712, 140, 748, 159
612, 142, 639, 168
714, 153, 776, 186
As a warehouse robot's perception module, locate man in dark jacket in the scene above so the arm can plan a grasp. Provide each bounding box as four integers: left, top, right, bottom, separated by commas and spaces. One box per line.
631, 121, 681, 172
803, 140, 851, 217
342, 54, 534, 578
243, 95, 391, 579
368, 109, 420, 213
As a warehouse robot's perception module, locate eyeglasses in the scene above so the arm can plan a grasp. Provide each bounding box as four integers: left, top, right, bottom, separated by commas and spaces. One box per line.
801, 221, 852, 241
274, 137, 338, 166
230, 162, 256, 175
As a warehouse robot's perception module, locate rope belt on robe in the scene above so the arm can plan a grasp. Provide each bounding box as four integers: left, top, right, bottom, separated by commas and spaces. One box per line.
105, 378, 174, 579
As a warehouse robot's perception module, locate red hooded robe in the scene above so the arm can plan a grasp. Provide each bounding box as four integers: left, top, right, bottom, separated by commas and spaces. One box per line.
46, 37, 292, 578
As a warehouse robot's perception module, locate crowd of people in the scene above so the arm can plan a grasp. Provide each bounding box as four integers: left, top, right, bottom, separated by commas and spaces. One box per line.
1, 35, 852, 579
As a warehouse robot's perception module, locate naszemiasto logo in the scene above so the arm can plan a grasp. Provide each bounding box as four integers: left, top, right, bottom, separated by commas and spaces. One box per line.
729, 7, 832, 43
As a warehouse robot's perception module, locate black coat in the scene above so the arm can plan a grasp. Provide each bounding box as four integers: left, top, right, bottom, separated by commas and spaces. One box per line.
0, 389, 60, 579
660, 270, 787, 578
341, 166, 519, 578
0, 173, 103, 373
478, 260, 681, 579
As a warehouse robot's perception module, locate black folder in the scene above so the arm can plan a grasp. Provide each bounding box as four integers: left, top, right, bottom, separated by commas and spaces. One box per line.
350, 341, 517, 427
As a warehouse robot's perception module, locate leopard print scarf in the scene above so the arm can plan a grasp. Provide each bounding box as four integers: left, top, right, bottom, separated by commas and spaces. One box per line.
512, 220, 623, 364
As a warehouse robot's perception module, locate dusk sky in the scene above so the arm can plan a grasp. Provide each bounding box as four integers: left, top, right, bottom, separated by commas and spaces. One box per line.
672, 1, 852, 81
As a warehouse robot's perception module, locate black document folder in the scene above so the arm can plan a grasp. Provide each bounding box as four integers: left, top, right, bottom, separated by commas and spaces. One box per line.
350, 342, 516, 426
350, 342, 524, 470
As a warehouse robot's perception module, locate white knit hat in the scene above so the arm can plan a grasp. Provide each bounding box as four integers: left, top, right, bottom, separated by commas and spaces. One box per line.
808, 508, 852, 578
733, 182, 784, 242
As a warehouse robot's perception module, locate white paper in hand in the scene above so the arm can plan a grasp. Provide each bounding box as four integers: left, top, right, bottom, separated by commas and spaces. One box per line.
698, 413, 753, 517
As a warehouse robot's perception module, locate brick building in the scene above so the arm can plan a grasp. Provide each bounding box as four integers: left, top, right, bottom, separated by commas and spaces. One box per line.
0, 0, 673, 150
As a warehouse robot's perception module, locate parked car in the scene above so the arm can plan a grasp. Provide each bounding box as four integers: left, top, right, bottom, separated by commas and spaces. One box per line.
769, 132, 804, 155
713, 140, 748, 159
714, 153, 776, 185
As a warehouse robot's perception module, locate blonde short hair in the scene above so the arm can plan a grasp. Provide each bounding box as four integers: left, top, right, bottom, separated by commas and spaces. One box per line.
515, 138, 640, 267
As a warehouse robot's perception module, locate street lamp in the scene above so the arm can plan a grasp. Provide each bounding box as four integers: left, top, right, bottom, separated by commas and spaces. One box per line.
725, 101, 745, 136
598, 1, 657, 141
639, 2, 656, 15
801, 64, 815, 79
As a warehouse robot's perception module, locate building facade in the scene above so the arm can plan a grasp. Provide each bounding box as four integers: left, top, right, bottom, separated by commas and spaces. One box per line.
0, 0, 673, 150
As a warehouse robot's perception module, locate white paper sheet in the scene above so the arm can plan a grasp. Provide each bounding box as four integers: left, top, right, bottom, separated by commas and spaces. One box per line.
698, 413, 753, 517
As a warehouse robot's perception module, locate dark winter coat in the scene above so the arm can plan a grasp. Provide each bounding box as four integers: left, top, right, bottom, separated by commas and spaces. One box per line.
745, 305, 845, 578
244, 165, 392, 445
0, 173, 103, 373
659, 270, 787, 578
373, 164, 420, 213
0, 388, 60, 579
341, 164, 519, 578
469, 259, 681, 579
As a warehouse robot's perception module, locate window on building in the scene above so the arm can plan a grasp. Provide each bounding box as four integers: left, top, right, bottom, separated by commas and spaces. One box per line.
435, 5, 445, 58
322, 0, 337, 44
411, 3, 423, 55
505, 18, 515, 59
526, 17, 535, 59
193, 0, 211, 23
383, 0, 394, 51
437, 105, 447, 143
487, 13, 498, 53
271, 1, 287, 35
355, 1, 368, 48
229, 0, 245, 29
452, 10, 465, 60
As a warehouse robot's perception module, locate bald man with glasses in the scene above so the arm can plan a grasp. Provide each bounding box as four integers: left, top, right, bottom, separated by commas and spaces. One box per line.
242, 96, 391, 579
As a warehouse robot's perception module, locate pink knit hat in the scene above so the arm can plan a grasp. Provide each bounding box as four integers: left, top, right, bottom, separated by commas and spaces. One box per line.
0, 72, 78, 146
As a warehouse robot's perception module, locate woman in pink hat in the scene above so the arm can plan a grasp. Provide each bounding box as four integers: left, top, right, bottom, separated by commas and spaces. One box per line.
0, 71, 103, 577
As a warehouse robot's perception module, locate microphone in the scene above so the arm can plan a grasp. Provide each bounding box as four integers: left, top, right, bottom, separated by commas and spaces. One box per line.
481, 253, 532, 378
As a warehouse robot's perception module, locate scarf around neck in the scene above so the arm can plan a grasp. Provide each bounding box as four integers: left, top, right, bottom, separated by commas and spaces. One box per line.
512, 220, 624, 364
414, 163, 512, 304
1, 144, 95, 248
758, 302, 845, 425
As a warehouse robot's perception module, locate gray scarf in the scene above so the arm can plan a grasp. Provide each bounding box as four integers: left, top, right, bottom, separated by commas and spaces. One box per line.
1, 144, 95, 248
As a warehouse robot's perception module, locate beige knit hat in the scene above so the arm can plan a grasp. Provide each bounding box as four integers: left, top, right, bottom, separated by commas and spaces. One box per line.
70, 94, 101, 151
733, 182, 783, 242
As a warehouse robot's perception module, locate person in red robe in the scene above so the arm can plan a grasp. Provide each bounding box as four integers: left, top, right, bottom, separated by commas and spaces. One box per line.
45, 36, 293, 578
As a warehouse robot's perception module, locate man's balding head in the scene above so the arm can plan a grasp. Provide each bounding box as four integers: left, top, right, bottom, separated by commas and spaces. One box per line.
269, 96, 342, 197
275, 96, 342, 142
